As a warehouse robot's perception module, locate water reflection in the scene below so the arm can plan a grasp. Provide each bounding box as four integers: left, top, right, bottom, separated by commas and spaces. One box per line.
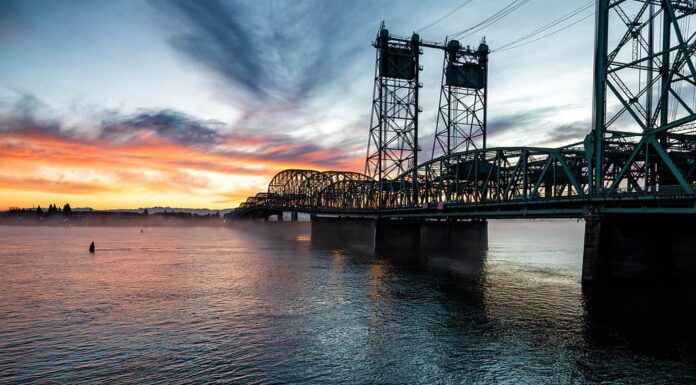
583, 285, 696, 354
258, 220, 696, 383
1, 222, 695, 384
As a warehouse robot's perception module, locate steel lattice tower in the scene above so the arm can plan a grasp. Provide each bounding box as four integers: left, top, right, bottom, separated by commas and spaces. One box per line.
590, 0, 696, 195
432, 39, 489, 158
365, 24, 421, 205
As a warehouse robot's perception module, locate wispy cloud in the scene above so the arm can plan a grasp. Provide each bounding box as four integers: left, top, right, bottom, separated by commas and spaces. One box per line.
487, 105, 572, 137
152, 0, 369, 102
154, 0, 264, 97
536, 121, 589, 146
101, 109, 225, 146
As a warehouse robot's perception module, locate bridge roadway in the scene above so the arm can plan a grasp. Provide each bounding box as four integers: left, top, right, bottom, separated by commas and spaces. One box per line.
236, 192, 696, 219
234, 139, 696, 219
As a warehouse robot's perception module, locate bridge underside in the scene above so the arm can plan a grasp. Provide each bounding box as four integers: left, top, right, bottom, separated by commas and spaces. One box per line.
310, 216, 487, 261
232, 210, 696, 287
583, 214, 696, 286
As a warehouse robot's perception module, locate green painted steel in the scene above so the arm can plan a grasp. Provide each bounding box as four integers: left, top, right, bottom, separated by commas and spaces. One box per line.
232, 1, 696, 220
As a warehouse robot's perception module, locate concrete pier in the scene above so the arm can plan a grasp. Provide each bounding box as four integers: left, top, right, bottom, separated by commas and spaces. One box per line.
310, 216, 377, 255
310, 216, 488, 260
420, 220, 488, 253
582, 214, 696, 285
374, 219, 422, 259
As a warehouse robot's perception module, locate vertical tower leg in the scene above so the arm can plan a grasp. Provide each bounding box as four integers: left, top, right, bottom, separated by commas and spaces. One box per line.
364, 24, 421, 207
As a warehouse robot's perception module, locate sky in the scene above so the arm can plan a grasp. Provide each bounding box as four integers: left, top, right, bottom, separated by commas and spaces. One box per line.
0, 0, 597, 210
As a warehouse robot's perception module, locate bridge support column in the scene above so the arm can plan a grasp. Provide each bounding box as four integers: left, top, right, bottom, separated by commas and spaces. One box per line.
420, 220, 488, 254
228, 217, 310, 240
582, 214, 696, 286
310, 216, 377, 255
263, 210, 283, 222
311, 216, 488, 261
375, 219, 423, 262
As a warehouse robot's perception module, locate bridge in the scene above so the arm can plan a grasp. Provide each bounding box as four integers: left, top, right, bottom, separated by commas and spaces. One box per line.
230, 0, 696, 286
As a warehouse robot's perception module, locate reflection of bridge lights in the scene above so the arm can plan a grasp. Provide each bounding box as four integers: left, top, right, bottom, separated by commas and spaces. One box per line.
368, 259, 389, 299
367, 259, 391, 331
330, 249, 345, 267
295, 235, 310, 242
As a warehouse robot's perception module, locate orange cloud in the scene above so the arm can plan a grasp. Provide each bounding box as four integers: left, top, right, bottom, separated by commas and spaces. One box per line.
0, 130, 364, 210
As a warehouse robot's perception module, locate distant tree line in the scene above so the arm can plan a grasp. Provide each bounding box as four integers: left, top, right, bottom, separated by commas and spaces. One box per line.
2, 204, 227, 227
6, 204, 224, 219
35, 203, 72, 216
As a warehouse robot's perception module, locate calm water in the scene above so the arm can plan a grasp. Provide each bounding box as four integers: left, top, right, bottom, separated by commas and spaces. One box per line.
1, 221, 694, 384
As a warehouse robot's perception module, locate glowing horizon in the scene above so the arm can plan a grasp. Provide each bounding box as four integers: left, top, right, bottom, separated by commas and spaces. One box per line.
0, 128, 364, 210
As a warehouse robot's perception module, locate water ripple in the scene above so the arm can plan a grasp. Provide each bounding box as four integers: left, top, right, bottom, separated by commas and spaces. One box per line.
0, 223, 695, 384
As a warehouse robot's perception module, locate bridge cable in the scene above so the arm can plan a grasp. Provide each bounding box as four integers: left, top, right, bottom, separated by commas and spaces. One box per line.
492, 13, 595, 53
417, 0, 475, 33
492, 1, 595, 52
448, 0, 531, 40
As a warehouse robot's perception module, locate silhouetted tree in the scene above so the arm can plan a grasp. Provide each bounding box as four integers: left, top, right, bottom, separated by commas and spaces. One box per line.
47, 204, 58, 216
63, 203, 72, 216
143, 208, 149, 216
36, 205, 43, 216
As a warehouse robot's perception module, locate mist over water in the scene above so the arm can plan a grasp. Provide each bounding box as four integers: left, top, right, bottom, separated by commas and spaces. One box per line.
1, 221, 694, 384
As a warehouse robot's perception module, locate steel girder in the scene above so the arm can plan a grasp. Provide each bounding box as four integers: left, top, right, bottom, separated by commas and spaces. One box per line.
265, 169, 373, 210
315, 180, 380, 210
592, 0, 696, 195
231, 3, 696, 218
432, 39, 489, 158
234, 139, 695, 216
365, 24, 422, 207
383, 146, 587, 209
239, 146, 588, 212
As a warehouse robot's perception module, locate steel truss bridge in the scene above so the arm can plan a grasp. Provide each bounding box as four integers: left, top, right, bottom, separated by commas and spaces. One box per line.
233, 0, 696, 220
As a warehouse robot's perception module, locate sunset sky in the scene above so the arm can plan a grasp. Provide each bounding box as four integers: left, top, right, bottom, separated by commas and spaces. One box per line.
0, 0, 596, 210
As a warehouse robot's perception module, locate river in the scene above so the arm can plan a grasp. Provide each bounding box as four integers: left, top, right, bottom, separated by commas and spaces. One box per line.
1, 221, 694, 384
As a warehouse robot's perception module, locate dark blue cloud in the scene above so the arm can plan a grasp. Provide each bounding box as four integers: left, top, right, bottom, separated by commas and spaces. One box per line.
153, 0, 264, 96
101, 109, 225, 146
151, 0, 376, 102
537, 121, 589, 145
487, 105, 573, 136
0, 93, 61, 135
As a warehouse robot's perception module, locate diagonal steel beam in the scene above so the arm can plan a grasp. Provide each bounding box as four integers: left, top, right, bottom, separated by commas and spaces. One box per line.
555, 150, 586, 196
531, 154, 553, 197
664, 0, 696, 83
607, 81, 648, 131
649, 135, 692, 192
